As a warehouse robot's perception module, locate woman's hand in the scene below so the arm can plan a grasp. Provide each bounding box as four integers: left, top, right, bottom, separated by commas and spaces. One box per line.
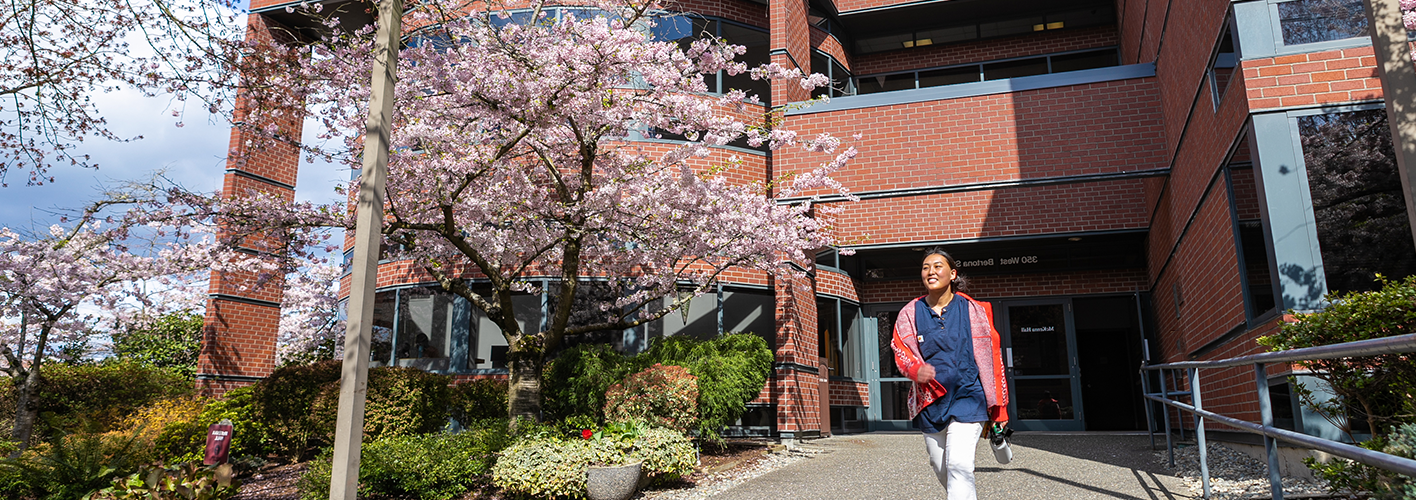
912, 364, 936, 384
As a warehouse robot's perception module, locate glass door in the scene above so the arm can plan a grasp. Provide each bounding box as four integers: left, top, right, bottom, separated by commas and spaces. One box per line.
866, 304, 914, 431
1002, 300, 1084, 431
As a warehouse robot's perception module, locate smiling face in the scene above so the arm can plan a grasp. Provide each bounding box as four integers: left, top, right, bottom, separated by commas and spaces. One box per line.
921, 253, 957, 294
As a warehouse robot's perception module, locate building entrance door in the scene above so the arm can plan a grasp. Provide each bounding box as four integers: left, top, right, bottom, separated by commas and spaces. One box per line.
1000, 300, 1084, 431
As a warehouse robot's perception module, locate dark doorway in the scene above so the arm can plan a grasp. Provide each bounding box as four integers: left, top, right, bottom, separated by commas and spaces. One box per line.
1073, 296, 1146, 430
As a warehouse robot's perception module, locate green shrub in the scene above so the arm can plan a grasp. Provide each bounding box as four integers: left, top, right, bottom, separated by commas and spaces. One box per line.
311, 366, 452, 443
110, 311, 204, 380
451, 378, 509, 424
0, 431, 144, 500
543, 344, 631, 423
251, 360, 343, 459
604, 364, 698, 433
637, 334, 773, 441
632, 427, 696, 484
90, 462, 240, 500
299, 419, 512, 500
1259, 275, 1416, 438
492, 437, 600, 499
151, 386, 267, 465
1260, 275, 1416, 497
491, 425, 697, 498
28, 361, 193, 438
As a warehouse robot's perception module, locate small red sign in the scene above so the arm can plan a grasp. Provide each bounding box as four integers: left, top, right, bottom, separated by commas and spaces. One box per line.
203, 423, 234, 465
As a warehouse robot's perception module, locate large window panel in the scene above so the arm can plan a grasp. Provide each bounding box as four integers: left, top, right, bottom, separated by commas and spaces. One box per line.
1276, 0, 1367, 46
723, 288, 775, 350
720, 22, 770, 105
1297, 109, 1416, 294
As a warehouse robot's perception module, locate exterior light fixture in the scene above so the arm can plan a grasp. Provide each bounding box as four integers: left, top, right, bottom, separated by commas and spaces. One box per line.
1047, 21, 1065, 29
1068, 237, 1082, 241
903, 40, 914, 48
915, 38, 932, 46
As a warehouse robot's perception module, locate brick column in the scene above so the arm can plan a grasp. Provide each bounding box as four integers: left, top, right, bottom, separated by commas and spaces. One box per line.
768, 0, 812, 107
197, 12, 305, 396
772, 270, 821, 440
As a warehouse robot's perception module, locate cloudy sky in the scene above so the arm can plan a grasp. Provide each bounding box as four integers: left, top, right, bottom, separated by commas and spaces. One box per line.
0, 87, 352, 234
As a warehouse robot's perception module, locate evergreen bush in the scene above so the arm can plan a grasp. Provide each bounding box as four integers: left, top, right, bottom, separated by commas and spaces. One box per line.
451, 378, 509, 424
311, 366, 452, 442
543, 344, 630, 423
298, 419, 511, 500
638, 334, 773, 441
250, 360, 343, 459
26, 361, 192, 438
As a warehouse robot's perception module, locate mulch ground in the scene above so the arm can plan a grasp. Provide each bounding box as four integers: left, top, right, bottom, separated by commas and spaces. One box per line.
229, 440, 773, 500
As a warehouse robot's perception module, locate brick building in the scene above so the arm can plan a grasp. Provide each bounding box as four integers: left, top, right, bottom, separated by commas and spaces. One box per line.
201, 0, 1416, 440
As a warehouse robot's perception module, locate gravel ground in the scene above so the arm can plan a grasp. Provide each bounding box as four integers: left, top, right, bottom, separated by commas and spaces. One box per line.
639, 446, 823, 499
1156, 442, 1337, 499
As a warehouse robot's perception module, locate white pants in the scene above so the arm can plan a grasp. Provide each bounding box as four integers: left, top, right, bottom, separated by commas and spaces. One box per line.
922, 421, 984, 500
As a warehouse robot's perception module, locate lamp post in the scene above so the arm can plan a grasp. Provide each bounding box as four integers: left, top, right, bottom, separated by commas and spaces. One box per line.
328, 0, 401, 497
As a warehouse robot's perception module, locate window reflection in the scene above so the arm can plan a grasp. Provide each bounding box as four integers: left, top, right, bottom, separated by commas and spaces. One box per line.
1278, 0, 1367, 45
1297, 109, 1416, 294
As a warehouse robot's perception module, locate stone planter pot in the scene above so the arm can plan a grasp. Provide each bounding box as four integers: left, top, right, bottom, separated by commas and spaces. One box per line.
586, 460, 642, 500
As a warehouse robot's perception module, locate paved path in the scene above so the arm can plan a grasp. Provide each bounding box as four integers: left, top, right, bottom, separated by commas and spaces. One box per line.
712, 432, 1196, 500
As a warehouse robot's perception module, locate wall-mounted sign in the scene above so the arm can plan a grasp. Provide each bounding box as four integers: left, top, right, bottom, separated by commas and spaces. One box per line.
1020, 326, 1055, 333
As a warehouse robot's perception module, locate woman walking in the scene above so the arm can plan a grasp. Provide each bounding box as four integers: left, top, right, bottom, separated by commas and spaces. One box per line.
891, 248, 1009, 500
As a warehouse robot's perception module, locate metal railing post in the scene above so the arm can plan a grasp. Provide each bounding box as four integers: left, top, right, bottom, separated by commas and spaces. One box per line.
1142, 365, 1157, 450
1160, 368, 1175, 467
1190, 368, 1211, 499
1254, 363, 1284, 500
1176, 369, 1187, 442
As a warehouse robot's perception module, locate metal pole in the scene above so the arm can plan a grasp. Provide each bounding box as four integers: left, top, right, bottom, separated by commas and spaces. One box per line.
1142, 366, 1156, 449
1190, 368, 1211, 499
329, 0, 402, 498
1255, 363, 1284, 500
1363, 0, 1416, 250
1160, 368, 1175, 467
1175, 370, 1186, 442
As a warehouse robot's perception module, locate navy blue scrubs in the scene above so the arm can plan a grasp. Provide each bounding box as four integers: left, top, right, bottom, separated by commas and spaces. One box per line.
913, 297, 988, 433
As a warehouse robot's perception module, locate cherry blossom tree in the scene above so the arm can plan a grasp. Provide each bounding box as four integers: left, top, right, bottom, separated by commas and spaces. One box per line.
223, 0, 859, 422
0, 207, 215, 449
276, 262, 347, 365
0, 0, 264, 186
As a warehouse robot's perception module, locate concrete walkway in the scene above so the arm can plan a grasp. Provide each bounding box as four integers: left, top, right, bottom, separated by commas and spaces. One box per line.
712, 432, 1197, 500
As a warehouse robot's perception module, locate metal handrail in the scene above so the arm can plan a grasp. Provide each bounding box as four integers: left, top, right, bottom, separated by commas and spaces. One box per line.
1140, 332, 1416, 500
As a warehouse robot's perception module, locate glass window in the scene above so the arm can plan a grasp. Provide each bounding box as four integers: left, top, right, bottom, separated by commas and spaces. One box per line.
1277, 0, 1367, 45
721, 22, 770, 104
657, 290, 719, 340
1297, 109, 1416, 294
840, 303, 862, 380
1050, 49, 1119, 73
371, 290, 396, 364
875, 309, 901, 378
919, 66, 980, 88
811, 52, 831, 100
723, 289, 775, 350
817, 298, 840, 375
856, 73, 916, 94
881, 380, 912, 420
830, 59, 852, 97
1209, 20, 1237, 108
983, 58, 1049, 80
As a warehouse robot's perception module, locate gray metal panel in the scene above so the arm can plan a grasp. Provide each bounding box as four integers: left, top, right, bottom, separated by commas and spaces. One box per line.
1249, 112, 1327, 311
862, 316, 881, 422
1233, 1, 1278, 60
450, 294, 471, 372
786, 63, 1156, 116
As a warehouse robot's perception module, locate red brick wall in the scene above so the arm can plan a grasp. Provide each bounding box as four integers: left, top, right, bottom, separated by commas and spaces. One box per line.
815, 268, 860, 302
1242, 47, 1383, 110
773, 272, 822, 434
779, 77, 1166, 196
852, 25, 1119, 76
828, 379, 869, 407
830, 180, 1151, 247
810, 26, 851, 71
199, 13, 306, 396
770, 0, 811, 105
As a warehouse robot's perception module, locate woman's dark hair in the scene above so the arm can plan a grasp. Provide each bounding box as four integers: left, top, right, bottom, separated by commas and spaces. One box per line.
921, 246, 968, 292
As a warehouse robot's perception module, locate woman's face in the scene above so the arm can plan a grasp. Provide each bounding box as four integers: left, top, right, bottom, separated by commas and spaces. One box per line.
921, 253, 957, 294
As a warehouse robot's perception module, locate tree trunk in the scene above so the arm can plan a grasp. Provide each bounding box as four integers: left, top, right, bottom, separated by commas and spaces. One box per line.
9, 321, 50, 455
9, 360, 43, 455
507, 353, 543, 431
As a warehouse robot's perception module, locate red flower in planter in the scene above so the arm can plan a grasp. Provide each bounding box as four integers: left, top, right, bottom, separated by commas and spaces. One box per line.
582, 429, 593, 440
